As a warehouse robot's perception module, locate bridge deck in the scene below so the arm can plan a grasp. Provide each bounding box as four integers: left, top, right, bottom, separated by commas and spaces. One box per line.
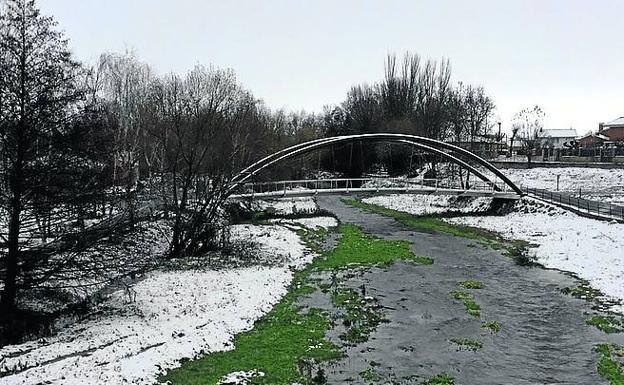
229, 178, 521, 200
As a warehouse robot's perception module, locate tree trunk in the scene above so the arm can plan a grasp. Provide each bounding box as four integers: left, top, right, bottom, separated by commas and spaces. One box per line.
1, 166, 23, 315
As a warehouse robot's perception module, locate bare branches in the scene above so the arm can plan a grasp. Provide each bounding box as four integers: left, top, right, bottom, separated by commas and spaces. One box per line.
513, 105, 545, 166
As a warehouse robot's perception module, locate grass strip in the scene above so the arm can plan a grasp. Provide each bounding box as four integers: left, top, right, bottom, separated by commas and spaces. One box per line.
342, 198, 529, 260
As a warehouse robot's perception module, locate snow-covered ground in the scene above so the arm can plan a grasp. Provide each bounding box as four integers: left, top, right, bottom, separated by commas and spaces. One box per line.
251, 196, 318, 215
503, 167, 624, 205
269, 216, 338, 231
447, 199, 624, 313
363, 195, 493, 216
0, 213, 334, 385
363, 194, 624, 313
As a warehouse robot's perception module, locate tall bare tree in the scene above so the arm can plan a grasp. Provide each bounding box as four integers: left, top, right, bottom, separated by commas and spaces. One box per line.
513, 105, 545, 168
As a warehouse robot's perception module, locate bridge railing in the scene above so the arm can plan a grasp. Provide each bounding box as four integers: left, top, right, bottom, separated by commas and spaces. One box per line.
522, 186, 624, 221
234, 177, 507, 196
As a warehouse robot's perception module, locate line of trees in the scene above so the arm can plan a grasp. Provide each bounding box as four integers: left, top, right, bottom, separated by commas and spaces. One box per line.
0, 0, 295, 317
0, 0, 501, 322
319, 52, 497, 177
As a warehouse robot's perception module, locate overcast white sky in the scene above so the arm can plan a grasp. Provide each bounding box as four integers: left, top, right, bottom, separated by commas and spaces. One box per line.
40, 0, 623, 136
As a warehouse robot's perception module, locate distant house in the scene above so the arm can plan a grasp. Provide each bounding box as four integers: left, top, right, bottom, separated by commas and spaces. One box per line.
578, 132, 610, 147
538, 128, 578, 149
598, 117, 624, 142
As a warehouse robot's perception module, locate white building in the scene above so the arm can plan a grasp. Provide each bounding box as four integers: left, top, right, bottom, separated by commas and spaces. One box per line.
539, 129, 578, 149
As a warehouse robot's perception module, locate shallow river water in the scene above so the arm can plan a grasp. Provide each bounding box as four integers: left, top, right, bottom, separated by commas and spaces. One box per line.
305, 196, 624, 384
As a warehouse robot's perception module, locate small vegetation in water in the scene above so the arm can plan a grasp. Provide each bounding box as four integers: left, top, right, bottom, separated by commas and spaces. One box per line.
359, 367, 382, 382
595, 344, 624, 385
481, 320, 501, 333
586, 315, 623, 334
449, 290, 481, 318
421, 373, 455, 384
331, 288, 385, 344
450, 338, 483, 351
458, 279, 483, 289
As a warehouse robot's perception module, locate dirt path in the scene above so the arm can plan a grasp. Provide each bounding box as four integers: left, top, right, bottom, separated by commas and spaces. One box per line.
310, 196, 624, 384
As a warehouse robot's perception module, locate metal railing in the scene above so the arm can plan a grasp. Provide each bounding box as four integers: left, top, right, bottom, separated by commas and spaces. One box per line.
523, 186, 624, 221
233, 177, 513, 197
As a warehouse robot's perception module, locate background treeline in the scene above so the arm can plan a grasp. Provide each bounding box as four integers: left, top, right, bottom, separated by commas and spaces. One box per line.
0, 0, 497, 326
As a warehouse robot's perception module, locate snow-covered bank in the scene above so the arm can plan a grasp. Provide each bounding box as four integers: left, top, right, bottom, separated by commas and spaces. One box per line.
0, 214, 333, 385
447, 199, 624, 313
1, 268, 291, 385
362, 194, 493, 216
503, 167, 624, 205
362, 194, 624, 313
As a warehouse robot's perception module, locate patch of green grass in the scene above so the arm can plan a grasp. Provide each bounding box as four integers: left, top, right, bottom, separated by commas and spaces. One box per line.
595, 344, 624, 385
313, 224, 428, 270
481, 320, 501, 333
449, 290, 481, 318
359, 367, 382, 383
586, 315, 623, 334
458, 279, 483, 289
344, 198, 495, 239
450, 338, 483, 351
332, 288, 385, 344
422, 374, 455, 384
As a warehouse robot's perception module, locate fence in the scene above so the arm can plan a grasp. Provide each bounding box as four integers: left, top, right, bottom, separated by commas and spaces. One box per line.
238, 178, 505, 196
523, 186, 624, 221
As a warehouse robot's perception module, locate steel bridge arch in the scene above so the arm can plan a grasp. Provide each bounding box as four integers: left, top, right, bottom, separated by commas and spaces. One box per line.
230, 134, 523, 196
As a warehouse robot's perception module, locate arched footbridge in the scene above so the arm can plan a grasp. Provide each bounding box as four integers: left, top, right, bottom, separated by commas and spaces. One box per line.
227, 134, 523, 201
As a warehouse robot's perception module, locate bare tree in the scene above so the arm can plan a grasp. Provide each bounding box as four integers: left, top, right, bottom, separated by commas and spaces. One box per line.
93, 51, 153, 225
513, 105, 545, 168
464, 86, 495, 155
149, 66, 261, 258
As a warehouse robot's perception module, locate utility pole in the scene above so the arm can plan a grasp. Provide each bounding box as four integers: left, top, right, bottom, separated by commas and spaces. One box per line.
497, 121, 502, 155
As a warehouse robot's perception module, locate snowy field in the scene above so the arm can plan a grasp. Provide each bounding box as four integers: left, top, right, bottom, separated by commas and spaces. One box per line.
447, 199, 624, 313
502, 167, 624, 205
251, 197, 319, 215
0, 199, 336, 385
363, 195, 493, 216
364, 194, 624, 313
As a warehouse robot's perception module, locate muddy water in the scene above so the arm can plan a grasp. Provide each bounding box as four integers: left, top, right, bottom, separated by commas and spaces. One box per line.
307, 196, 624, 385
